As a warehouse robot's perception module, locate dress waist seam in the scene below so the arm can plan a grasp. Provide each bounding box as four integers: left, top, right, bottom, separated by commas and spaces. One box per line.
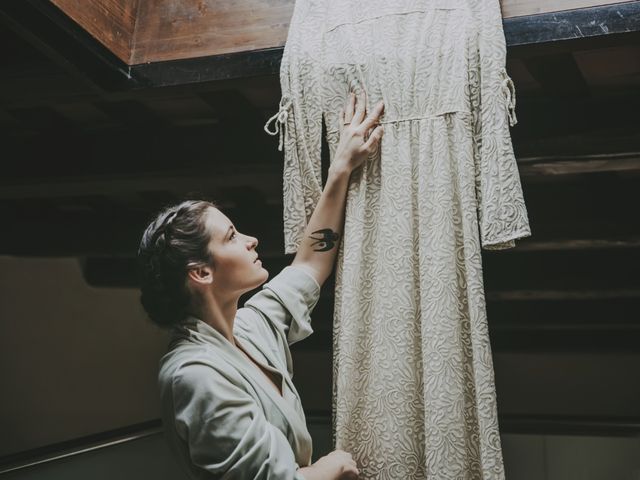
379, 110, 471, 125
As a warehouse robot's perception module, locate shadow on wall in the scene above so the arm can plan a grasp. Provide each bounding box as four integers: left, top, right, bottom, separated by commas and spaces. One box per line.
0, 256, 170, 458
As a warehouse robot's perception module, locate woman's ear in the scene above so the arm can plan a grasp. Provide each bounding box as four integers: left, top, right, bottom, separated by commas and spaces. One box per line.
187, 265, 214, 286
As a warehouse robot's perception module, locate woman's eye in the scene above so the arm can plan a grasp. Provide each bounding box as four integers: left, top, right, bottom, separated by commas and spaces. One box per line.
230, 231, 236, 240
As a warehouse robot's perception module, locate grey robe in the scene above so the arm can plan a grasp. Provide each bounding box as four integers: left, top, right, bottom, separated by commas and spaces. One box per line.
158, 266, 320, 479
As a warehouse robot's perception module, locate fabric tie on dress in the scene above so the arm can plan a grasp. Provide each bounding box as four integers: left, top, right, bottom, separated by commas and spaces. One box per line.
500, 69, 518, 127
264, 97, 292, 151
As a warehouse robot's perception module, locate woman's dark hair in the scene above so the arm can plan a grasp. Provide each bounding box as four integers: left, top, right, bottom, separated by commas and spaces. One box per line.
137, 200, 216, 327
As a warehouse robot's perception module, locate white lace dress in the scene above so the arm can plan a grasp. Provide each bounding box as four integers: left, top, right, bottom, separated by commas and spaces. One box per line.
266, 1, 531, 478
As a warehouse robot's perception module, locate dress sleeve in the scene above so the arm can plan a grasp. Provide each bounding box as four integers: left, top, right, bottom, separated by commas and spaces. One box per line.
242, 266, 321, 346
264, 0, 324, 254
172, 363, 305, 480
472, 0, 531, 250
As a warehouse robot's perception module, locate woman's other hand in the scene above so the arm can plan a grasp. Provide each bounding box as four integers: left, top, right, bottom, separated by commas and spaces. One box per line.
298, 449, 359, 480
331, 92, 384, 175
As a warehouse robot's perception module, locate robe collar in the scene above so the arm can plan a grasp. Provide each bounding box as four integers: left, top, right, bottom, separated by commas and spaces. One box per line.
171, 316, 312, 464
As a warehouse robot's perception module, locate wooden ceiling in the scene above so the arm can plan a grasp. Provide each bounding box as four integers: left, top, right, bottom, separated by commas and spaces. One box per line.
46, 0, 639, 64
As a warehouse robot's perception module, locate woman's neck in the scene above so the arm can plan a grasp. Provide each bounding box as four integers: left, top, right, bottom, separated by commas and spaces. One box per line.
193, 293, 239, 343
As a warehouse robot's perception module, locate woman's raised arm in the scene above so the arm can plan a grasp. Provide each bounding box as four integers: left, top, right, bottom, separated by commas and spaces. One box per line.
291, 94, 384, 287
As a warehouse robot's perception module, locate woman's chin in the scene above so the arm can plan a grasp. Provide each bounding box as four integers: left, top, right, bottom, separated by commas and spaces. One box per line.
258, 266, 269, 283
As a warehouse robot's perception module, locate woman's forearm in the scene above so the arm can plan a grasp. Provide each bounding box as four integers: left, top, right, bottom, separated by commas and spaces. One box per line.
291, 94, 384, 287
291, 164, 351, 286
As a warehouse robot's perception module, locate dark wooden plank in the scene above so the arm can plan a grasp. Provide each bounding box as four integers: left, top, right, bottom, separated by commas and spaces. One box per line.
296, 317, 640, 353
518, 152, 640, 176
499, 414, 640, 436
92, 99, 167, 128
296, 311, 640, 354
522, 53, 590, 97
512, 92, 640, 144
514, 127, 640, 158
0, 171, 282, 202
131, 48, 284, 87
483, 249, 640, 292
7, 105, 78, 133
487, 289, 640, 301
0, 120, 283, 180
198, 89, 269, 134
501, 0, 636, 17
514, 236, 640, 251
504, 1, 640, 46
274, 413, 640, 436
302, 297, 640, 333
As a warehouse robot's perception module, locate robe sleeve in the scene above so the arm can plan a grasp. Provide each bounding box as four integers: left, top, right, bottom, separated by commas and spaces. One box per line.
242, 266, 321, 346
265, 0, 324, 254
473, 0, 531, 250
171, 363, 306, 480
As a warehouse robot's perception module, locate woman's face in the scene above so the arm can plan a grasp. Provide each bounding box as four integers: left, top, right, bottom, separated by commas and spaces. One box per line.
204, 207, 269, 295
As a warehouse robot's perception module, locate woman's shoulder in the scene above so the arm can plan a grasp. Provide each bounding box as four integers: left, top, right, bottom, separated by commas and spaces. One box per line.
158, 341, 227, 393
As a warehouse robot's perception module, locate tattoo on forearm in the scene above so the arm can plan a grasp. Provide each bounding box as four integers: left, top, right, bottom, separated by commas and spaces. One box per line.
309, 228, 340, 252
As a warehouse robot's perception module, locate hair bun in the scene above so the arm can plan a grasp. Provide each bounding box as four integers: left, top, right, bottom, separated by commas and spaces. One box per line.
137, 200, 216, 328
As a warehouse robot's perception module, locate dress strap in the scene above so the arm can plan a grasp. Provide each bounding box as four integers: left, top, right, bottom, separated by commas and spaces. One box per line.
500, 69, 518, 127
264, 97, 292, 151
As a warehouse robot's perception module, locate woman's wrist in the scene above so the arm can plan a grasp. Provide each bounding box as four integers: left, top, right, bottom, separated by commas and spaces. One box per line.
327, 160, 352, 182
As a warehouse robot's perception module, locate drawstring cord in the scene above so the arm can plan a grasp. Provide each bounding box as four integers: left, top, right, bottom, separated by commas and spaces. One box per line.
501, 70, 517, 127
264, 97, 292, 151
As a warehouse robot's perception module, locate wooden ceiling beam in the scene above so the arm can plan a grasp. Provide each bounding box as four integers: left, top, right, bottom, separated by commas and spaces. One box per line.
2, 1, 639, 90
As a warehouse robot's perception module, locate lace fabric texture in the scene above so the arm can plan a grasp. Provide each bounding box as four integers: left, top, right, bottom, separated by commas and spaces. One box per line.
270, 1, 531, 478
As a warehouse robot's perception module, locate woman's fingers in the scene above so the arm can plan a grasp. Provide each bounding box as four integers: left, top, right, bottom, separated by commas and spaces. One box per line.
343, 92, 356, 125
362, 125, 384, 152
358, 101, 384, 133
350, 91, 367, 125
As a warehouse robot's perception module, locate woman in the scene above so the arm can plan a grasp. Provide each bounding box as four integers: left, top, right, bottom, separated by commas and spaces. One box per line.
137, 94, 384, 480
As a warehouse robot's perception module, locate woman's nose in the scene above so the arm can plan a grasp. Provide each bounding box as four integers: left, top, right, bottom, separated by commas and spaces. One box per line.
246, 235, 258, 249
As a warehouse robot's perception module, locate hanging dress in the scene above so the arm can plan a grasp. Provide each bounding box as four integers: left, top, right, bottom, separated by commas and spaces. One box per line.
266, 1, 531, 478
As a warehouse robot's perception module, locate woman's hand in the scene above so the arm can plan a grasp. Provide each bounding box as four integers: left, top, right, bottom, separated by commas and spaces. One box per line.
330, 92, 384, 176
298, 449, 359, 480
